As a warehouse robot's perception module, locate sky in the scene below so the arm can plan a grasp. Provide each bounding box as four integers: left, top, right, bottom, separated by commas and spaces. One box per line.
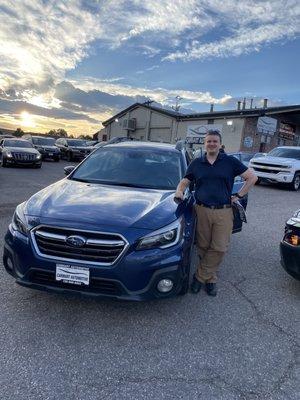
0, 0, 299, 137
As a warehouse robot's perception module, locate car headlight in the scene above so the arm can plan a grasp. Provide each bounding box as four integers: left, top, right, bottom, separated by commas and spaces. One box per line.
137, 218, 183, 250
11, 203, 29, 236
6, 151, 12, 158
36, 153, 42, 159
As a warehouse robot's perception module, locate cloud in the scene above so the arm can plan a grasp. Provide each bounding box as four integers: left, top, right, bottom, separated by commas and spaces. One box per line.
0, 97, 98, 123
0, 0, 299, 98
164, 1, 300, 61
69, 77, 232, 107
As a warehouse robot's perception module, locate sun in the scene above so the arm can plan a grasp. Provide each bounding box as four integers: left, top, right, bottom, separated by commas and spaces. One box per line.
20, 111, 35, 128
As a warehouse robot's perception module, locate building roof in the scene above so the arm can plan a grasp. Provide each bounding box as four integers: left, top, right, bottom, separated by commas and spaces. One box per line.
102, 103, 184, 125
102, 103, 300, 126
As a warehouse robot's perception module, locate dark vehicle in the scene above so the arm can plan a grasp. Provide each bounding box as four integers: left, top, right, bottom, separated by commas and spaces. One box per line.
23, 135, 60, 161
280, 211, 300, 280
3, 142, 247, 301
85, 140, 98, 146
0, 139, 42, 168
55, 138, 92, 161
94, 137, 137, 149
228, 152, 256, 167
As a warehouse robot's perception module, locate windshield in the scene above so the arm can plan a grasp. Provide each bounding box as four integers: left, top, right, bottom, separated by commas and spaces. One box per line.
67, 139, 86, 146
71, 147, 182, 190
32, 137, 55, 145
268, 148, 300, 160
4, 140, 33, 148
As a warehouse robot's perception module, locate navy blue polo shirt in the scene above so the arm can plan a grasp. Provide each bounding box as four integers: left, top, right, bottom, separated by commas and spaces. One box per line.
184, 152, 247, 206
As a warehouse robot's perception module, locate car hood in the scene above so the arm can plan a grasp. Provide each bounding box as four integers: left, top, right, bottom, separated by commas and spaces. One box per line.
24, 179, 179, 230
5, 146, 39, 154
251, 156, 296, 165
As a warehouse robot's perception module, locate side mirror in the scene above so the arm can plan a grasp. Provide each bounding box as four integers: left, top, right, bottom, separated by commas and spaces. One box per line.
64, 166, 75, 176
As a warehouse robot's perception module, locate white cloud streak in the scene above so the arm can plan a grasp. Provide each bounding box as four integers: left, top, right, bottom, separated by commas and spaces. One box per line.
69, 77, 231, 106
0, 0, 299, 96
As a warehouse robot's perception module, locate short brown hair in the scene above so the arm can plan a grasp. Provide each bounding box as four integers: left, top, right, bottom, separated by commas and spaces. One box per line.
205, 130, 222, 143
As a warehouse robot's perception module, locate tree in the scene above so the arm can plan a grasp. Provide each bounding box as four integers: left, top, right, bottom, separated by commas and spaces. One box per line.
14, 128, 24, 137
78, 134, 93, 140
45, 128, 68, 138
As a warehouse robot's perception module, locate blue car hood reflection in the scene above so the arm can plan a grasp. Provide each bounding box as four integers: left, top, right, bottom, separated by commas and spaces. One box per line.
25, 179, 178, 230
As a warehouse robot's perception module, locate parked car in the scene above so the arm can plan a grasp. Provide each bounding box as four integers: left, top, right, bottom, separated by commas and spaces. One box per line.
55, 138, 92, 161
23, 135, 60, 161
253, 152, 267, 158
228, 152, 256, 167
3, 141, 247, 301
249, 146, 300, 190
85, 140, 98, 146
0, 138, 42, 168
95, 136, 138, 148
280, 210, 300, 280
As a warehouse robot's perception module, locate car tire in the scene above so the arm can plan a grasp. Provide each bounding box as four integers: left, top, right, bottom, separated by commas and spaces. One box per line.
35, 164, 42, 169
2, 157, 7, 167
290, 173, 300, 191
54, 156, 60, 162
67, 152, 72, 162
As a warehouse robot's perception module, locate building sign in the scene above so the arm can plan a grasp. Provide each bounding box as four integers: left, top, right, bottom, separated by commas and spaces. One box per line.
186, 124, 222, 144
257, 116, 277, 135
244, 136, 253, 148
279, 122, 295, 140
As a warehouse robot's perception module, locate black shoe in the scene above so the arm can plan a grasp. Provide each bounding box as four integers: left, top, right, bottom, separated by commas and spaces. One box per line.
190, 275, 202, 294
205, 283, 217, 296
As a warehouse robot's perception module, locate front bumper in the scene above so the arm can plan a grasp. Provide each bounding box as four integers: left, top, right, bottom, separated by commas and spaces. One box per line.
39, 150, 60, 159
280, 240, 300, 280
5, 158, 42, 166
3, 225, 191, 301
252, 169, 294, 184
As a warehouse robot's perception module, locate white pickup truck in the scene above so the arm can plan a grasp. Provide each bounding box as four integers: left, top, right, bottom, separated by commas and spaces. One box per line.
248, 146, 300, 191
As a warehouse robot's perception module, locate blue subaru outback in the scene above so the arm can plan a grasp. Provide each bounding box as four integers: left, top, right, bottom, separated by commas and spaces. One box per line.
3, 141, 246, 300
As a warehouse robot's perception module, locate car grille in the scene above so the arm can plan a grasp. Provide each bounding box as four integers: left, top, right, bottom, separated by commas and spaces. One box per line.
29, 270, 122, 295
32, 226, 127, 265
253, 167, 280, 174
12, 152, 36, 161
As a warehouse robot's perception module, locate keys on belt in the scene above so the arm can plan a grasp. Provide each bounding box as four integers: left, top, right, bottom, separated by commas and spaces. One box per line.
197, 203, 232, 209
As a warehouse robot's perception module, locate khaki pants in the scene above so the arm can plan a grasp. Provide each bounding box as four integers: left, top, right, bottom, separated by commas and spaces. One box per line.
195, 205, 233, 283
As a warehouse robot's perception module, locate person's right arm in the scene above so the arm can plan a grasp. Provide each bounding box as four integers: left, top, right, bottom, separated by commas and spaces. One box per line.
175, 178, 191, 200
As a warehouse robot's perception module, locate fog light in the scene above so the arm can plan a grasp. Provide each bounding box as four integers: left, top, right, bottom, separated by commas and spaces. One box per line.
157, 279, 174, 293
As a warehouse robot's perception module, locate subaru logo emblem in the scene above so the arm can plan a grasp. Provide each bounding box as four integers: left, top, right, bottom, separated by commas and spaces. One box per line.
66, 235, 86, 247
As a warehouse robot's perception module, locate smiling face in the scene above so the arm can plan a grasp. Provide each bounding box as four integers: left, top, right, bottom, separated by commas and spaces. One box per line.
204, 133, 221, 156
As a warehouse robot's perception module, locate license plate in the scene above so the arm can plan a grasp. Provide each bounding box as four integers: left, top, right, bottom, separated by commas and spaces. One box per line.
56, 264, 90, 285
48, 152, 53, 156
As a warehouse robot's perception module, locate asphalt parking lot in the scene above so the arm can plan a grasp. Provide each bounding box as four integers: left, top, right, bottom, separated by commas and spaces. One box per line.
0, 161, 299, 400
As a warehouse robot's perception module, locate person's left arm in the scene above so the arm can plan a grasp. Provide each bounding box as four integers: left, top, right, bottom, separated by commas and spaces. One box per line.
231, 168, 258, 203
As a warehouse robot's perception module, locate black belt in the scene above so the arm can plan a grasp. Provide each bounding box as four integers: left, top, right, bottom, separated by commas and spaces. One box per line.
197, 202, 232, 209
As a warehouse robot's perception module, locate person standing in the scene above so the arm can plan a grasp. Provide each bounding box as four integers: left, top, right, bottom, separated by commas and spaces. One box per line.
175, 130, 257, 296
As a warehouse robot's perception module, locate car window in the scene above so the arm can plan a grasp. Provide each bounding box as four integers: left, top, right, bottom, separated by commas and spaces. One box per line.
4, 140, 33, 148
67, 140, 86, 146
71, 147, 182, 190
241, 153, 255, 162
32, 137, 55, 145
